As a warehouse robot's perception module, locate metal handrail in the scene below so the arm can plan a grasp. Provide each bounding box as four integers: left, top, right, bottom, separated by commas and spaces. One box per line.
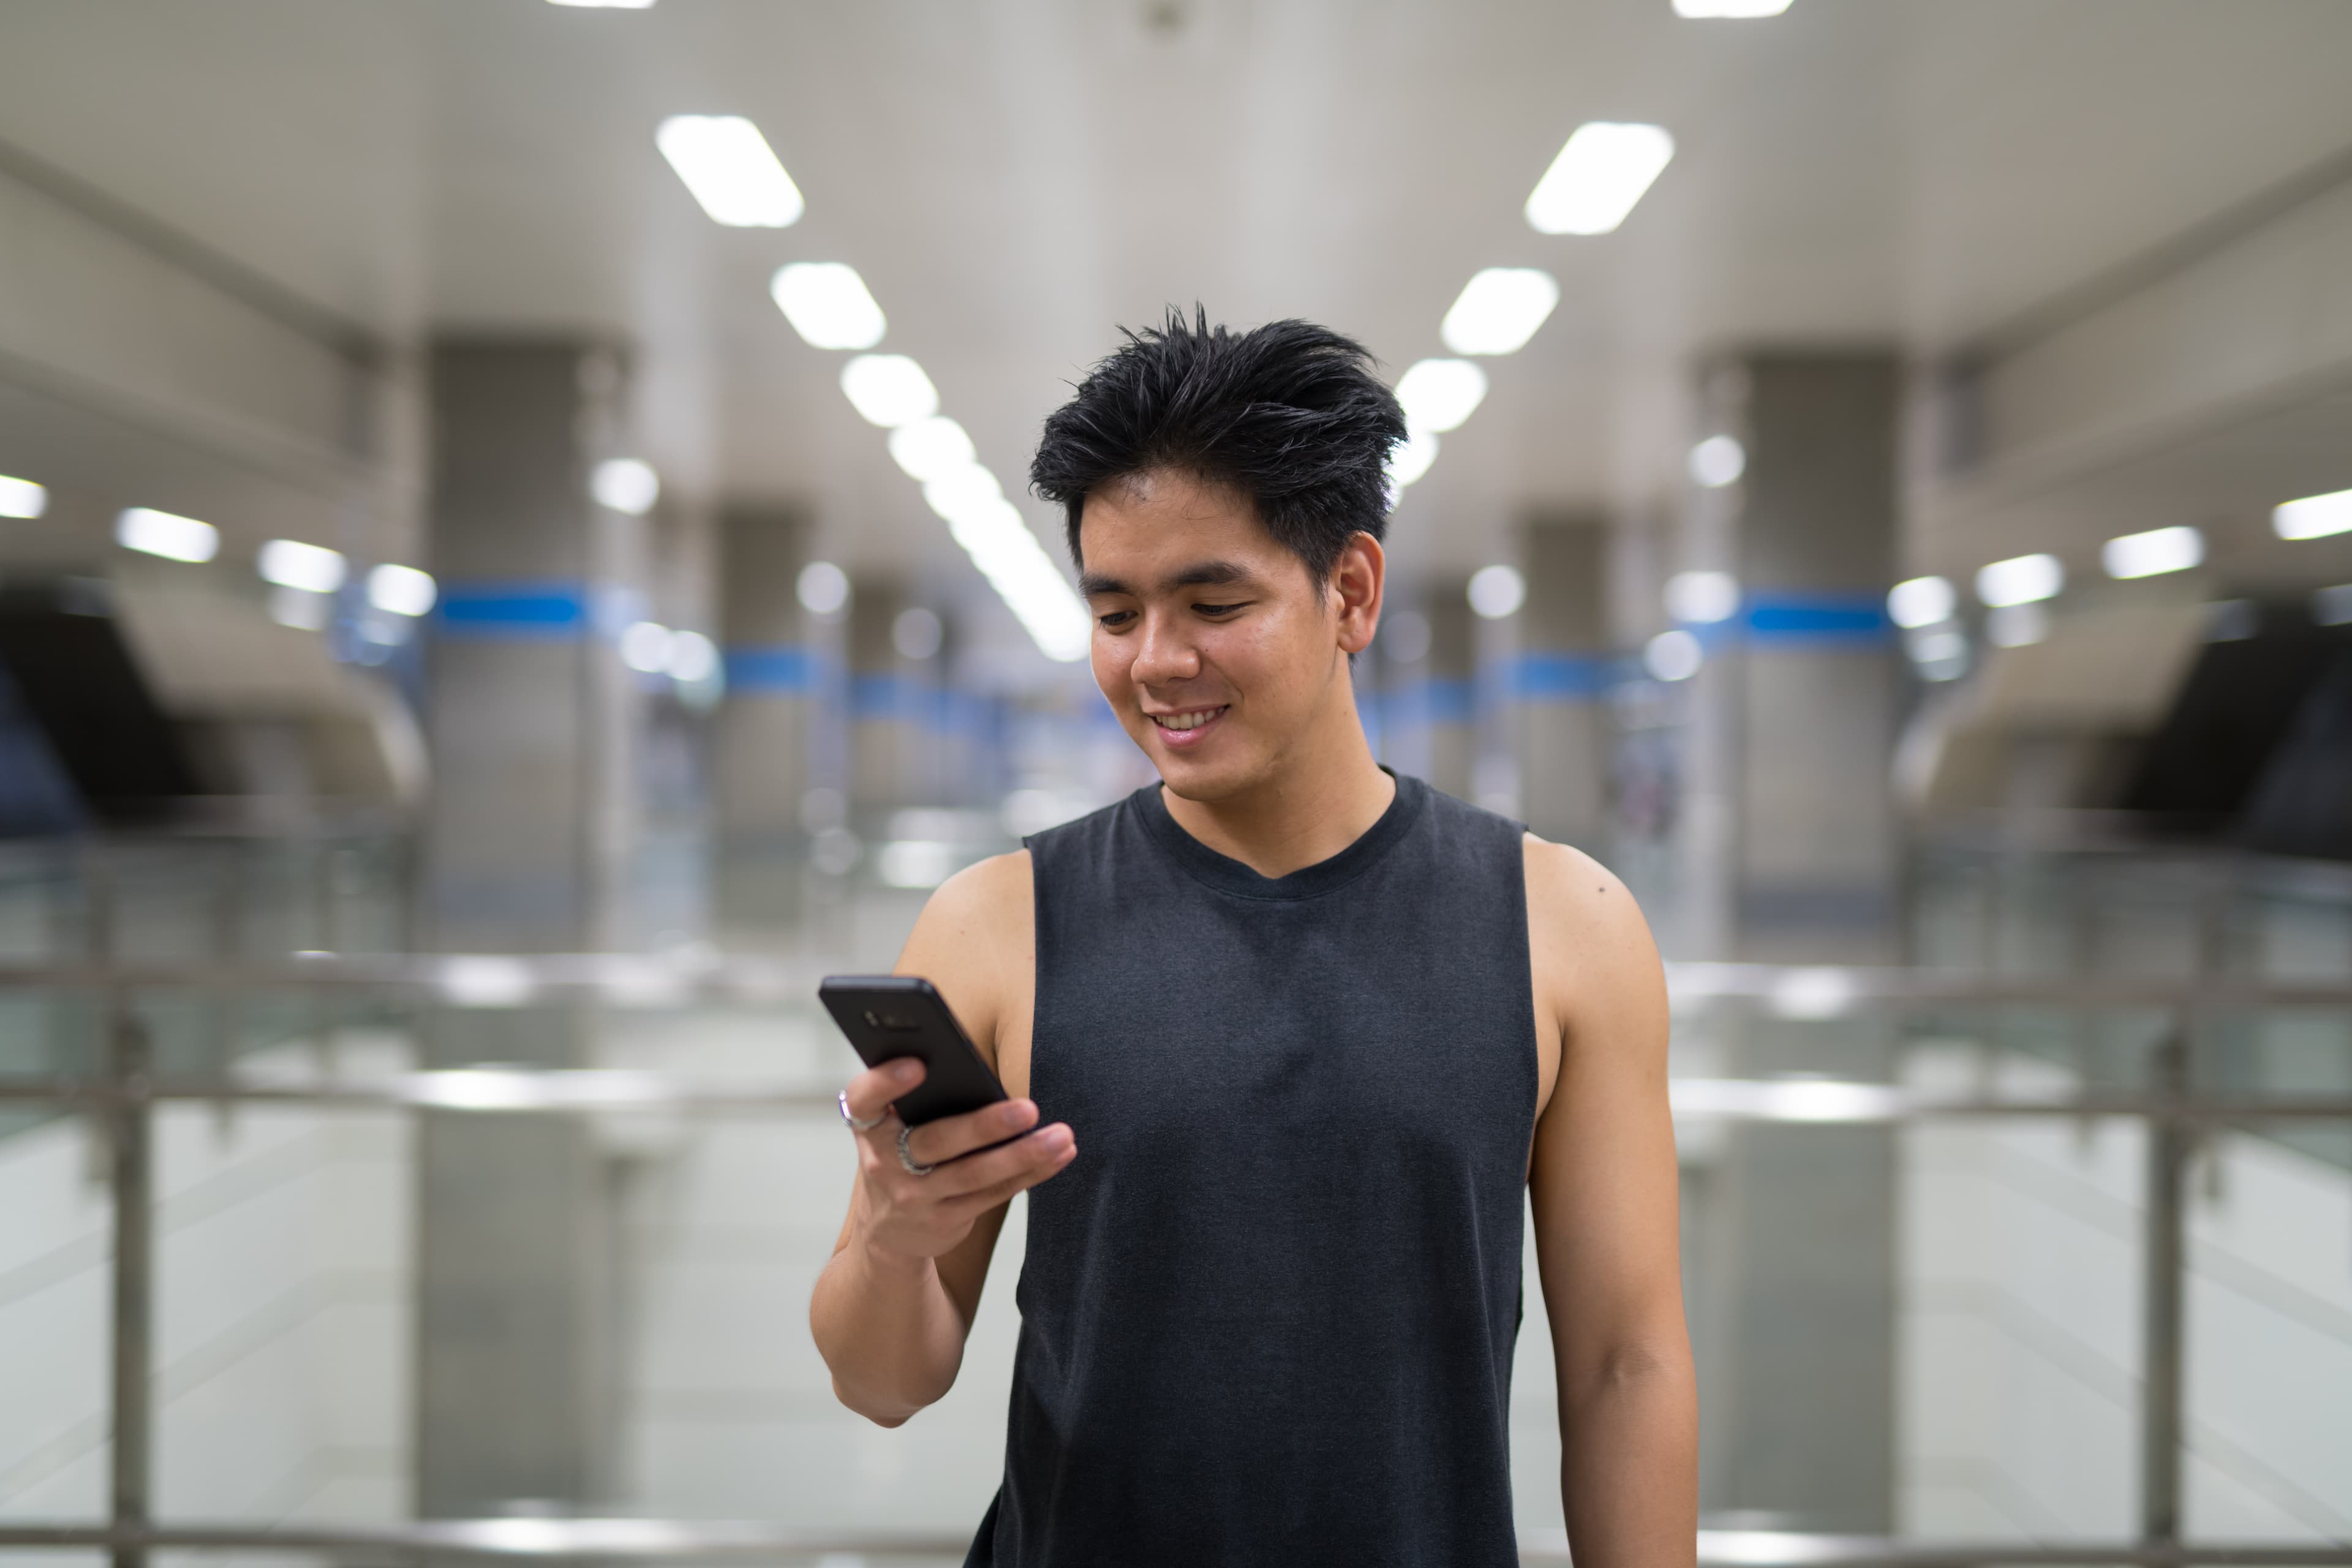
5, 954, 2344, 1568
1, 1071, 2349, 1125
0, 1521, 2344, 1566
1, 952, 2350, 1009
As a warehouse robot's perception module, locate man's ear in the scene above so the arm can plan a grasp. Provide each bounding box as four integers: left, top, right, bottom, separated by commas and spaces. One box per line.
1332, 531, 1385, 655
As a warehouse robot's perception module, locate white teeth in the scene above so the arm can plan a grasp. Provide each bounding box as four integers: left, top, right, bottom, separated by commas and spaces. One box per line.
1155, 707, 1219, 731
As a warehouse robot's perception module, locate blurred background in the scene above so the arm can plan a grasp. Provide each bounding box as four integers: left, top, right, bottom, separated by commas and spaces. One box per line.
0, 0, 2348, 1564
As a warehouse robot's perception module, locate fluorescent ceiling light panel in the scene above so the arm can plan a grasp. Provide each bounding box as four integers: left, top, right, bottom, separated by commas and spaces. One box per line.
1975, 552, 2064, 608
1387, 428, 1439, 489
888, 417, 976, 482
841, 355, 939, 428
2312, 584, 2352, 627
923, 464, 1005, 524
2101, 524, 2203, 579
771, 263, 885, 350
0, 474, 47, 519
1673, 0, 1792, 17
2274, 487, 2352, 540
117, 507, 219, 563
1887, 576, 1956, 629
655, 116, 801, 227
1440, 268, 1559, 356
592, 458, 660, 515
369, 564, 437, 616
1525, 122, 1675, 236
258, 538, 347, 594
1394, 359, 1488, 433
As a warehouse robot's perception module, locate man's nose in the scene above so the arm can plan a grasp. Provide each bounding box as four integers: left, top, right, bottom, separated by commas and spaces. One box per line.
1131, 611, 1202, 685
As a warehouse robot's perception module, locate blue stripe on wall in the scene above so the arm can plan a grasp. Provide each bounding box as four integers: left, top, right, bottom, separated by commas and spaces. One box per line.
437, 581, 587, 639
725, 645, 823, 695
1513, 651, 1611, 701
1743, 592, 1891, 645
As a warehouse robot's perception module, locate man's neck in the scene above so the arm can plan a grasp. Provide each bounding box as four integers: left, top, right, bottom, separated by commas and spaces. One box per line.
1157, 701, 1396, 880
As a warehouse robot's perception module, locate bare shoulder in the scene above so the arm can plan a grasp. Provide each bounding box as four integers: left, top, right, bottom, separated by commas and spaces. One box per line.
895, 850, 1035, 1079
1521, 833, 1667, 1038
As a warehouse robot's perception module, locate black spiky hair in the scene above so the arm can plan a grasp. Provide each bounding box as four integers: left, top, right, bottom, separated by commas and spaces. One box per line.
1030, 307, 1408, 584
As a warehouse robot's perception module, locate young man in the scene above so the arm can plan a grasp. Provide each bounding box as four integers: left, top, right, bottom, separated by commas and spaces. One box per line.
811, 312, 1695, 1567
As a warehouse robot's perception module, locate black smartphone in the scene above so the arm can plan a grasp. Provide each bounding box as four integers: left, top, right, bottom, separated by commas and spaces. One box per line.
818, 974, 1010, 1128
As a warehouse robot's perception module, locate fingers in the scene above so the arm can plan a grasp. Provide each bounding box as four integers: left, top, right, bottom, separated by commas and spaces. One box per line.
900, 1096, 1040, 1167
937, 1129, 1079, 1212
923, 1119, 1073, 1197
842, 1057, 924, 1123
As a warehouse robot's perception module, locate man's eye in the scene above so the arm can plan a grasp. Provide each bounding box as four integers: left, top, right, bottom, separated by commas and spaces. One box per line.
1097, 609, 1136, 628
1194, 601, 1243, 616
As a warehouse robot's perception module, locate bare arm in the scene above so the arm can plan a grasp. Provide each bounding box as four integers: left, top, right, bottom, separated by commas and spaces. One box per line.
1527, 838, 1698, 1568
808, 851, 1074, 1426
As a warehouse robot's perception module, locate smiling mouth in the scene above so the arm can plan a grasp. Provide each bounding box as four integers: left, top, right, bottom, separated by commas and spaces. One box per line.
1148, 706, 1228, 734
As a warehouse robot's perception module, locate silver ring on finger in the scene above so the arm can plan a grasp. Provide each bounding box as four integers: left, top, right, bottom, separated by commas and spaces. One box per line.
838, 1090, 885, 1133
897, 1123, 937, 1177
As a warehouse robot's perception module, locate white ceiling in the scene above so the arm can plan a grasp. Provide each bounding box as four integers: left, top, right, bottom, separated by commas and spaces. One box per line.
4, 0, 2352, 608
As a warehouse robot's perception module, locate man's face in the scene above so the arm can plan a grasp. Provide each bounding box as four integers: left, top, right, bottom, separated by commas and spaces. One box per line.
1078, 470, 1373, 802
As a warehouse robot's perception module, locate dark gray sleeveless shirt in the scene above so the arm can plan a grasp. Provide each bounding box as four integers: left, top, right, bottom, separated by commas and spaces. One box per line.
967, 772, 1538, 1567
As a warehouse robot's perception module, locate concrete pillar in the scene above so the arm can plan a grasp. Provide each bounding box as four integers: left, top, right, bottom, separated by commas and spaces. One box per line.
417, 340, 645, 1515
712, 503, 818, 928
1733, 354, 1903, 948
1687, 350, 1902, 1533
848, 577, 927, 818
1515, 514, 1612, 848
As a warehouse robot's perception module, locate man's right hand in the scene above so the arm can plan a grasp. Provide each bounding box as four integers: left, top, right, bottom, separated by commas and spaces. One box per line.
842, 1058, 1078, 1265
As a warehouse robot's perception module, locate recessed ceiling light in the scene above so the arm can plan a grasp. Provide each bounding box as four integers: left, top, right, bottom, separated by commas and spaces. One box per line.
1468, 564, 1526, 620
1394, 359, 1488, 433
888, 417, 977, 482
1975, 552, 2064, 608
1526, 122, 1675, 236
655, 115, 801, 227
2101, 524, 2203, 579
117, 507, 218, 563
840, 355, 940, 428
771, 263, 885, 350
620, 620, 675, 674
2274, 487, 2352, 541
0, 473, 48, 519
592, 457, 661, 515
1688, 434, 1745, 488
258, 538, 347, 594
797, 560, 851, 617
1665, 570, 1740, 625
1439, 268, 1560, 356
1645, 628, 1703, 682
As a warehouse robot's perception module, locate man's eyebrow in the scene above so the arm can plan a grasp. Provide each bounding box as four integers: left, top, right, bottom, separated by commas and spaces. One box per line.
1079, 560, 1257, 597
1164, 560, 1253, 590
